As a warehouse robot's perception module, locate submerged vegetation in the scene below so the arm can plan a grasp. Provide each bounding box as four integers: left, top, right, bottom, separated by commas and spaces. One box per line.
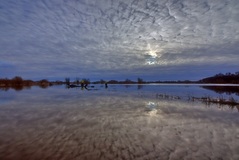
156, 93, 239, 111
192, 96, 239, 106
190, 95, 239, 111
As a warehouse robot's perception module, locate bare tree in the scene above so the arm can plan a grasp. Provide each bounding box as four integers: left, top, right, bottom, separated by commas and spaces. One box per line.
65, 78, 70, 85
137, 77, 144, 84
75, 77, 80, 84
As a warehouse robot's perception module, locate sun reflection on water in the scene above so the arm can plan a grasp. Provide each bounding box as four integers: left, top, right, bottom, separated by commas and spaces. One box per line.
145, 101, 158, 116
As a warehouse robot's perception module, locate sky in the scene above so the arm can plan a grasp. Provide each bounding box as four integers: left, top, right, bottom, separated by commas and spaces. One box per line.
0, 0, 239, 81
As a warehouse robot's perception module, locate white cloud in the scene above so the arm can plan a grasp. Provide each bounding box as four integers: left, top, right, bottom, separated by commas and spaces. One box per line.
0, 0, 238, 79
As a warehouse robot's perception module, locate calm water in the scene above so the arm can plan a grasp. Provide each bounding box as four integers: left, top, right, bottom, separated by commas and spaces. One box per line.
0, 84, 239, 160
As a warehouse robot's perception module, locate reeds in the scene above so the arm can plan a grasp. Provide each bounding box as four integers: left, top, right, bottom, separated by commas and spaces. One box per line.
156, 93, 181, 100
198, 96, 239, 106
156, 93, 239, 108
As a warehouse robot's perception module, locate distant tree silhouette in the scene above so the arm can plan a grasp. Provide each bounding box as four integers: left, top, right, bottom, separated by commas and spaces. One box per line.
82, 78, 90, 84
107, 80, 118, 84
200, 71, 239, 84
0, 76, 33, 91
0, 78, 9, 87
100, 79, 105, 84
225, 72, 232, 76
214, 73, 224, 77
12, 76, 23, 86
137, 77, 144, 84
75, 77, 80, 84
0, 76, 63, 91
38, 79, 50, 88
125, 78, 133, 84
65, 78, 70, 85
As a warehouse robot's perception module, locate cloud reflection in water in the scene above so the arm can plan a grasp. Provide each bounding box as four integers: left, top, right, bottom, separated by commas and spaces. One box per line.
0, 88, 238, 159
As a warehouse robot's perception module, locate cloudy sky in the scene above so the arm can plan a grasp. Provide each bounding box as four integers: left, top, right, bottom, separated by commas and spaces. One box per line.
0, 0, 239, 81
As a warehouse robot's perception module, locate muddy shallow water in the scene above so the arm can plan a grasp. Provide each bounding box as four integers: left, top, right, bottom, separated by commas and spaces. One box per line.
0, 85, 238, 160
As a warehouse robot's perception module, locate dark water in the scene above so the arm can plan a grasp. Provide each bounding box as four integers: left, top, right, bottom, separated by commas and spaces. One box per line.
0, 84, 238, 160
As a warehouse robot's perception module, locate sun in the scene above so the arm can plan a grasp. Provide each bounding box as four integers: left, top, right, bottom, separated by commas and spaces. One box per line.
145, 44, 159, 65
148, 50, 157, 58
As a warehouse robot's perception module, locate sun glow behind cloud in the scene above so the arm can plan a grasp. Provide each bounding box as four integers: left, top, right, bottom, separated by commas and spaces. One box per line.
145, 44, 161, 65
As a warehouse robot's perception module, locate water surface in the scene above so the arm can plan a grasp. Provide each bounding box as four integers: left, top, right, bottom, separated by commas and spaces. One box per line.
0, 84, 238, 160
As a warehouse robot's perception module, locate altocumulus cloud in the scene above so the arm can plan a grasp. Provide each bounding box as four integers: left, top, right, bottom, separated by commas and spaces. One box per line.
0, 0, 239, 80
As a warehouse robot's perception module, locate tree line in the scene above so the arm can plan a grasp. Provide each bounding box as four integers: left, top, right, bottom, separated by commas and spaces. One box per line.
199, 71, 239, 84
0, 76, 52, 91
1, 71, 239, 91
64, 77, 145, 84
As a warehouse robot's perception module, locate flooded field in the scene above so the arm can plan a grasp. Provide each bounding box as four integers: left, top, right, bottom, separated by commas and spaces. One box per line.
0, 84, 239, 160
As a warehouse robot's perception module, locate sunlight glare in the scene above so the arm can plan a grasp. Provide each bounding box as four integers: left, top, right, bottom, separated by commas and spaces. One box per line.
145, 44, 160, 65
